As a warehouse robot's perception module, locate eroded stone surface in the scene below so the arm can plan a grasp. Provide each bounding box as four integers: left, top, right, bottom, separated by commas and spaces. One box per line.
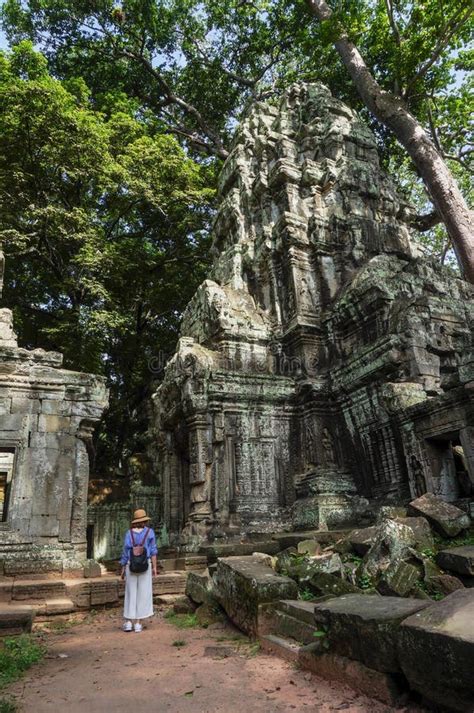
213, 555, 298, 636
436, 545, 474, 576
398, 589, 474, 711
0, 251, 108, 574
408, 494, 471, 537
150, 82, 474, 547
314, 593, 429, 673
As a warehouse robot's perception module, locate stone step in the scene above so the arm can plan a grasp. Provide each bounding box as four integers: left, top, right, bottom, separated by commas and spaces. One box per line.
0, 604, 36, 636
37, 598, 76, 616
270, 609, 318, 645
153, 572, 187, 595
12, 579, 67, 601
259, 599, 318, 645
154, 593, 188, 606
199, 541, 281, 563
278, 600, 316, 626
260, 633, 301, 664
271, 530, 351, 551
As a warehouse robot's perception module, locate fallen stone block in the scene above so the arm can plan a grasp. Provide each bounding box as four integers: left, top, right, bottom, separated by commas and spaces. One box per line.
398, 589, 474, 711
376, 560, 420, 597
172, 597, 196, 615
251, 552, 275, 568
213, 556, 297, 636
0, 605, 35, 636
83, 560, 101, 578
185, 570, 213, 604
408, 493, 470, 537
436, 545, 474, 577
297, 539, 321, 556
346, 527, 377, 556
314, 593, 429, 673
426, 574, 464, 597
308, 571, 361, 598
394, 517, 434, 551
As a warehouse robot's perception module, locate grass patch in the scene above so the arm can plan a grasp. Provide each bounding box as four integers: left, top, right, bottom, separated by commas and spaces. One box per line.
0, 636, 45, 689
433, 530, 474, 550
164, 611, 199, 629
0, 697, 18, 713
172, 639, 187, 647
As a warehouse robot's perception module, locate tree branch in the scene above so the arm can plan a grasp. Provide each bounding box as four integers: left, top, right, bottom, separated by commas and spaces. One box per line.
410, 210, 442, 232
404, 6, 474, 99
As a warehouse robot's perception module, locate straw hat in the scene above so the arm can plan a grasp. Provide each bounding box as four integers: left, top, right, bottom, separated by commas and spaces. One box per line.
131, 508, 151, 525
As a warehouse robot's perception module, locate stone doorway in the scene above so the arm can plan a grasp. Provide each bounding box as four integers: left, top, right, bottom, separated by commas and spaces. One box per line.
0, 447, 15, 523
86, 523, 94, 559
425, 433, 472, 501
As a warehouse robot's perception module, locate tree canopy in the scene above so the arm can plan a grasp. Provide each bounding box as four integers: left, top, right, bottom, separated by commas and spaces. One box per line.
0, 1, 472, 469
0, 41, 213, 471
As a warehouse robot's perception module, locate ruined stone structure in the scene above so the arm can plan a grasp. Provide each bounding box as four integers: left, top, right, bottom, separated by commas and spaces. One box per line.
151, 83, 474, 546
0, 250, 108, 574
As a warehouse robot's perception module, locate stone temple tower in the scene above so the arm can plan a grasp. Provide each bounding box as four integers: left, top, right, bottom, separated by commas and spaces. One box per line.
151, 83, 474, 547
0, 249, 108, 574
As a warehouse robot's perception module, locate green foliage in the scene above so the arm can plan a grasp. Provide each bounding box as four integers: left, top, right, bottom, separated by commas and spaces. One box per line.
0, 43, 214, 472
172, 639, 187, 647
298, 588, 315, 601
356, 572, 373, 590
0, 2, 471, 475
164, 611, 199, 628
0, 698, 17, 713
1, 1, 471, 231
0, 636, 45, 689
433, 530, 474, 550
313, 629, 326, 638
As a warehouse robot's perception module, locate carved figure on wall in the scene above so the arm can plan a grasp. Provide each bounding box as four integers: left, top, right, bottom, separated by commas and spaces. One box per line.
322, 428, 336, 465
410, 455, 426, 497
299, 276, 317, 310
305, 419, 317, 465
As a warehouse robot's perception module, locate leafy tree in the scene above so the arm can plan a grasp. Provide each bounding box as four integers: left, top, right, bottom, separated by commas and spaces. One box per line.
1, 1, 471, 270
0, 41, 214, 472
306, 0, 473, 282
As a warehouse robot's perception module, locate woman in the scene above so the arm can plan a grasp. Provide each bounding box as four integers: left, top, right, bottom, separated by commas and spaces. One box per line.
120, 508, 158, 632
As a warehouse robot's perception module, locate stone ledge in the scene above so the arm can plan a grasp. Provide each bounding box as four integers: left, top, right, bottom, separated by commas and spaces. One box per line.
313, 593, 429, 673
398, 589, 474, 712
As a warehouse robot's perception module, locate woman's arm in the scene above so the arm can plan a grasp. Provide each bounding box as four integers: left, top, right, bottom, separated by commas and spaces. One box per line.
119, 531, 130, 578
149, 529, 158, 576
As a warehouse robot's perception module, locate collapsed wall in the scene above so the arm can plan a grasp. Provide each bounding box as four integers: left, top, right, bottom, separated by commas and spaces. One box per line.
151, 83, 474, 547
0, 250, 108, 574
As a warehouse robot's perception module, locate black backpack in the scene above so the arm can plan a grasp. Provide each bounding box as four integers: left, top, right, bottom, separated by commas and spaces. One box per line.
129, 527, 149, 573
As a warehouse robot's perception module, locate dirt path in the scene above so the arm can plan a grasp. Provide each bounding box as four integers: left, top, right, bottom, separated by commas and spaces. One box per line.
7, 608, 422, 713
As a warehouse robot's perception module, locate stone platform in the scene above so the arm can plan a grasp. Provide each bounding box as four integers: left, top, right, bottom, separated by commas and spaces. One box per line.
0, 569, 191, 632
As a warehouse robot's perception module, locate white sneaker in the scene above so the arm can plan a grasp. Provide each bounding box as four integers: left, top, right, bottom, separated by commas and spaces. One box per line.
122, 621, 132, 632
134, 622, 143, 633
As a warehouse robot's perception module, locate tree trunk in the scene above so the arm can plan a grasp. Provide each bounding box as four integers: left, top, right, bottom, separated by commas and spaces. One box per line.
306, 0, 474, 284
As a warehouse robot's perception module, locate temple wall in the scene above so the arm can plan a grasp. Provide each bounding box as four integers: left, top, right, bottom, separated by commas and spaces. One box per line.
0, 259, 108, 573
151, 83, 474, 547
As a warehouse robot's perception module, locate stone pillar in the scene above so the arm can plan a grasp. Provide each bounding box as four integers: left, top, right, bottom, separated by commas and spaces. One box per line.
459, 427, 474, 487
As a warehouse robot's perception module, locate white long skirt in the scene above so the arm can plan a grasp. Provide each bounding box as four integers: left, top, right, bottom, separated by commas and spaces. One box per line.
123, 562, 154, 620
